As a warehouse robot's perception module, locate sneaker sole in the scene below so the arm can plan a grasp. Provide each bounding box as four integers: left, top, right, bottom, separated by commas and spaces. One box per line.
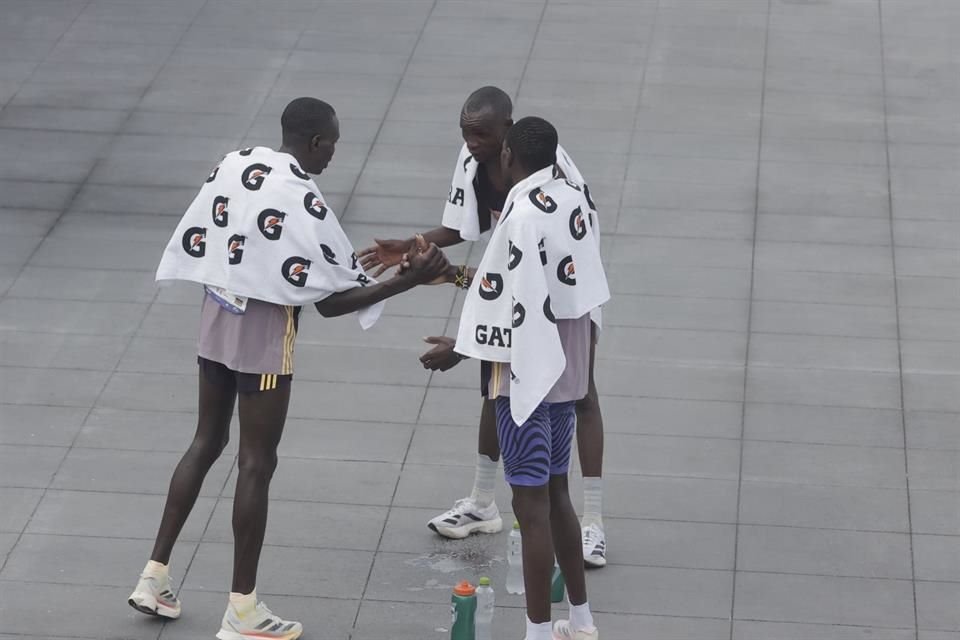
128, 592, 181, 619
428, 515, 503, 539
216, 628, 302, 640
584, 554, 607, 568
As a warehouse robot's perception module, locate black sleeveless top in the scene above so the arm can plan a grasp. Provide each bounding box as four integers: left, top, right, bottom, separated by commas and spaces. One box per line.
473, 162, 506, 234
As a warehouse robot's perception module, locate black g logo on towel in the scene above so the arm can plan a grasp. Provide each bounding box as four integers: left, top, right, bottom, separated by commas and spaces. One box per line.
257, 209, 286, 240
543, 296, 556, 323
282, 256, 311, 287
569, 206, 587, 240
290, 163, 310, 180
538, 238, 547, 265
227, 234, 245, 265
241, 163, 272, 191
507, 242, 523, 270
303, 192, 328, 220
320, 244, 338, 265
583, 183, 596, 210
512, 301, 526, 328
557, 255, 576, 286
529, 188, 557, 213
478, 272, 504, 300
239, 148, 254, 156
182, 227, 206, 257
212, 196, 229, 227
205, 165, 219, 183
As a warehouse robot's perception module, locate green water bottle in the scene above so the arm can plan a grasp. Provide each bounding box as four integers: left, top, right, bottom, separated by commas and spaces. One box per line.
451, 580, 477, 640
551, 565, 566, 603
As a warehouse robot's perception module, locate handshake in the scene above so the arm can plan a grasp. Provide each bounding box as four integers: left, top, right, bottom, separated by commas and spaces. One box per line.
359, 235, 467, 372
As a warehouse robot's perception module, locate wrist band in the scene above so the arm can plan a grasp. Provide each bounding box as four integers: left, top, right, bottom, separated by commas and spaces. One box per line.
455, 265, 470, 289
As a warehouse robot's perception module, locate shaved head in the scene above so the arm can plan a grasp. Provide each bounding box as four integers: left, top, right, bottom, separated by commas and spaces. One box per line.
281, 97, 338, 146
459, 87, 514, 164
279, 97, 340, 174
462, 86, 513, 119
505, 116, 558, 174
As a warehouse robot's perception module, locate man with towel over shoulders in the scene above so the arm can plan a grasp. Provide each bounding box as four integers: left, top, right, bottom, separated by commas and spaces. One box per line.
401, 116, 608, 640
127, 97, 449, 640
359, 86, 611, 568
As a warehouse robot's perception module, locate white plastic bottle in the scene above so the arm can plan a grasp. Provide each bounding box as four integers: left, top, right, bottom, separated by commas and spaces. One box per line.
475, 576, 495, 640
506, 520, 525, 595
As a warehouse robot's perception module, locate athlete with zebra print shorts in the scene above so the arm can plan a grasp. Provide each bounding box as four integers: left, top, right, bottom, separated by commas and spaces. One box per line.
484, 316, 590, 486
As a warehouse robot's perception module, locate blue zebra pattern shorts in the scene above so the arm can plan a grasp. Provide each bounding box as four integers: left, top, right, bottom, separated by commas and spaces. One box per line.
495, 397, 577, 487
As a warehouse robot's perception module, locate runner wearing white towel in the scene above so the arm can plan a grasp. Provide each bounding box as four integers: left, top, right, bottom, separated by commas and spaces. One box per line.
359, 87, 609, 568
127, 97, 448, 640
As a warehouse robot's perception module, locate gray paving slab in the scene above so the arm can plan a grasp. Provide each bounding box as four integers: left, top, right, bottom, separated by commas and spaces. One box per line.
734, 621, 915, 640
0, 533, 198, 589
734, 572, 915, 629
736, 525, 913, 579
743, 404, 905, 448
739, 481, 909, 532
0, 444, 66, 488
1, 0, 959, 638
0, 487, 44, 533
906, 411, 960, 450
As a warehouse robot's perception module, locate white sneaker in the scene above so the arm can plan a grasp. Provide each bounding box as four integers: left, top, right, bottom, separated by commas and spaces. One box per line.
216, 601, 303, 640
427, 497, 503, 539
582, 522, 607, 568
128, 571, 181, 619
554, 619, 599, 640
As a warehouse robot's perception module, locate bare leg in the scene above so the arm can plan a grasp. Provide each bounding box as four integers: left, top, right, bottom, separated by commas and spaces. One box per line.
550, 474, 587, 605
151, 374, 234, 564
575, 326, 603, 478
478, 397, 501, 461
512, 484, 554, 624
231, 384, 290, 594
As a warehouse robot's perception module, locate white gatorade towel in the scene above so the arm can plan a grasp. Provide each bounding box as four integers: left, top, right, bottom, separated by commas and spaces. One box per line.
454, 166, 610, 425
156, 147, 383, 329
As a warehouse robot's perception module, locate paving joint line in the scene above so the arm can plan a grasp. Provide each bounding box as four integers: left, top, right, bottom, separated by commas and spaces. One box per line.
339, 3, 442, 636
728, 1, 773, 637
876, 2, 920, 638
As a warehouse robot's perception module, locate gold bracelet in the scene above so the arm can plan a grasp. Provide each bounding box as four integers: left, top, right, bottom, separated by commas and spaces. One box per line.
455, 265, 470, 289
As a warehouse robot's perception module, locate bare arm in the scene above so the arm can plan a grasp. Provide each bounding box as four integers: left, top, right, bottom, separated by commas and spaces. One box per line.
421, 225, 464, 249
314, 274, 414, 318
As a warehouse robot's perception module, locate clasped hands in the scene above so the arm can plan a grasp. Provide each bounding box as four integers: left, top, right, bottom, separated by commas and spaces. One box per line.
358, 236, 463, 372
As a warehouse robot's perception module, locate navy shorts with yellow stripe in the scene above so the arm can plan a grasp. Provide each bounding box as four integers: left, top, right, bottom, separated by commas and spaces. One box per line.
198, 357, 292, 394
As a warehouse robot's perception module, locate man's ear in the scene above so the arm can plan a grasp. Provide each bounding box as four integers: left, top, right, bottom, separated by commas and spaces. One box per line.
501, 144, 513, 170
504, 118, 514, 129
310, 134, 324, 150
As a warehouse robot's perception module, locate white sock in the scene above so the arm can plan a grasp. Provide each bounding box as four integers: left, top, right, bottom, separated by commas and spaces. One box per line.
229, 589, 257, 615
470, 454, 498, 506
582, 477, 603, 526
143, 560, 168, 577
570, 601, 595, 631
525, 617, 553, 640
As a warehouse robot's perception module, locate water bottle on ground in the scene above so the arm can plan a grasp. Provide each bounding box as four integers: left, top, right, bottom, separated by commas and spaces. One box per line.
506, 520, 525, 595
450, 580, 477, 640
475, 576, 495, 640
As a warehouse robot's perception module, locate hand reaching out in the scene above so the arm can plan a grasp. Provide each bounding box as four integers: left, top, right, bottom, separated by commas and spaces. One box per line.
357, 237, 415, 277
419, 336, 463, 371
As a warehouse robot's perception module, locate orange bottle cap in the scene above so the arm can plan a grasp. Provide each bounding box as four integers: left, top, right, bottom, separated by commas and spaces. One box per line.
453, 580, 475, 596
